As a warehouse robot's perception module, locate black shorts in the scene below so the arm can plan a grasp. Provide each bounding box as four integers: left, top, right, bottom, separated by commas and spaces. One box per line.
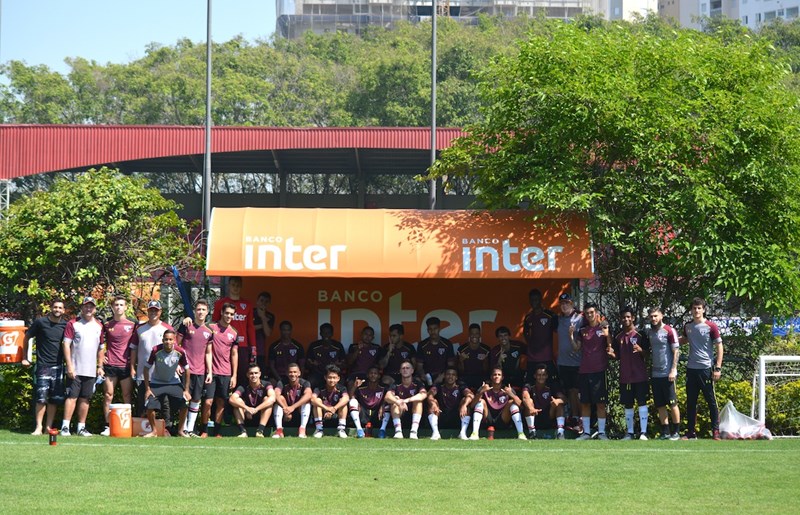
578, 371, 608, 405
34, 365, 65, 404
353, 404, 382, 427
189, 374, 206, 401
619, 381, 649, 406
146, 384, 186, 412
558, 365, 580, 391
651, 377, 678, 408
437, 407, 464, 429
205, 375, 231, 400
482, 405, 513, 429
534, 413, 556, 430
103, 365, 131, 380
66, 375, 96, 400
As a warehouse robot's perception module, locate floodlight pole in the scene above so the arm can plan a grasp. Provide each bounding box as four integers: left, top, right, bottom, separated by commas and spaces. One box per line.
429, 0, 437, 211
202, 0, 213, 250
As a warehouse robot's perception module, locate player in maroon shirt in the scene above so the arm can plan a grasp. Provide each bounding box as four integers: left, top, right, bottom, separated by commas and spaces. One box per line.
469, 368, 526, 439
213, 277, 256, 389
268, 321, 305, 384
571, 303, 613, 440
346, 326, 382, 385
306, 323, 346, 389
384, 360, 427, 439
416, 317, 455, 386
99, 296, 137, 436
348, 365, 386, 438
609, 307, 651, 440
427, 367, 474, 440
489, 326, 527, 387
311, 365, 351, 438
377, 323, 417, 385
273, 363, 313, 438
177, 299, 213, 436
200, 303, 239, 438
521, 364, 566, 439
523, 288, 558, 385
229, 363, 276, 437
457, 324, 491, 389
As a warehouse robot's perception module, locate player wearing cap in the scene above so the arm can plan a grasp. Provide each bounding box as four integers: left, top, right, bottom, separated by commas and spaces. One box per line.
646, 307, 681, 440
272, 363, 313, 438
60, 296, 104, 437
571, 303, 612, 440
681, 297, 724, 440
268, 321, 305, 384
177, 299, 213, 436
22, 299, 67, 435
469, 367, 526, 440
99, 296, 137, 436
416, 317, 455, 386
609, 307, 651, 440
229, 363, 276, 437
377, 323, 416, 386
457, 324, 491, 389
311, 365, 350, 438
427, 367, 473, 440
523, 289, 558, 385
142, 330, 191, 437
489, 326, 526, 388
201, 302, 239, 437
348, 365, 386, 438
556, 293, 584, 430
384, 360, 427, 439
522, 364, 566, 439
305, 323, 346, 389
131, 300, 174, 416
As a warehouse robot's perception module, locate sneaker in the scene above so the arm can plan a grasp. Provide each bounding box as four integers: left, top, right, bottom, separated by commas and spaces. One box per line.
60, 428, 71, 437
528, 430, 537, 440
100, 426, 110, 437
298, 427, 307, 439
356, 429, 365, 439
338, 429, 348, 439
469, 431, 479, 441
238, 431, 248, 438
639, 433, 649, 441
459, 432, 468, 440
78, 428, 93, 437
556, 431, 565, 440
409, 431, 418, 440
393, 431, 404, 439
576, 433, 592, 441
659, 433, 670, 440
712, 430, 721, 441
378, 429, 386, 439
517, 432, 527, 440
430, 431, 441, 441
255, 430, 265, 438
189, 432, 201, 438
669, 432, 681, 441
314, 429, 324, 439
622, 433, 634, 441
681, 432, 697, 440
597, 432, 609, 440
272, 428, 284, 439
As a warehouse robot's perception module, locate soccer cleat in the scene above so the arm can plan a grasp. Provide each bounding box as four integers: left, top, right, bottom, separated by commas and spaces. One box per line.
254, 430, 265, 438
576, 433, 592, 441
338, 429, 348, 439
712, 430, 721, 441
469, 431, 480, 441
459, 432, 469, 440
517, 432, 527, 440
669, 432, 681, 441
314, 429, 324, 438
272, 428, 284, 438
409, 431, 418, 440
60, 428, 71, 437
78, 428, 93, 437
100, 426, 110, 437
393, 431, 404, 439
238, 431, 248, 438
622, 433, 634, 441
681, 432, 697, 440
356, 429, 365, 439
298, 427, 307, 439
556, 431, 565, 440
659, 433, 671, 440
597, 432, 608, 440
639, 433, 649, 441
430, 432, 441, 441
527, 430, 537, 440
378, 429, 386, 439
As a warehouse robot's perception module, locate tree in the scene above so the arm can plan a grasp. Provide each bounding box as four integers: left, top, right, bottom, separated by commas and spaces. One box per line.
0, 167, 201, 316
430, 16, 800, 316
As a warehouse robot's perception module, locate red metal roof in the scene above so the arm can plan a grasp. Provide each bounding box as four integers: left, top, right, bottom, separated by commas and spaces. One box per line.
0, 125, 467, 180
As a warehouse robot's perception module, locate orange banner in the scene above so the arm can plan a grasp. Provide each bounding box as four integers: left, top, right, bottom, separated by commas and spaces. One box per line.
207, 208, 593, 279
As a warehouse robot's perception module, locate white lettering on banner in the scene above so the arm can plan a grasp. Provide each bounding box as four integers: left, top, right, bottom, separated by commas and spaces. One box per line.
318, 290, 383, 303
245, 235, 284, 243
462, 239, 564, 273
244, 238, 347, 271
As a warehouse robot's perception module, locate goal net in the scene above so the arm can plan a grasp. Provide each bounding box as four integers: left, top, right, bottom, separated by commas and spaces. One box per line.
753, 355, 800, 437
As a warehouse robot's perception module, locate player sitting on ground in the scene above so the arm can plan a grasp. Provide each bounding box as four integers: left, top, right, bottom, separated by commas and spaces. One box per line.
384, 360, 427, 439
521, 364, 566, 439
348, 366, 386, 438
469, 367, 526, 440
142, 330, 190, 437
311, 365, 350, 438
229, 363, 276, 438
427, 367, 473, 440
272, 363, 313, 438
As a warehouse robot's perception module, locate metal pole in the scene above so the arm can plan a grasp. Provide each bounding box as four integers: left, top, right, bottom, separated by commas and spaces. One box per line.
429, 0, 437, 211
202, 0, 213, 248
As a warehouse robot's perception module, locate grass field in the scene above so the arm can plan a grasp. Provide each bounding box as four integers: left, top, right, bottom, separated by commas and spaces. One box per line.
1, 430, 798, 514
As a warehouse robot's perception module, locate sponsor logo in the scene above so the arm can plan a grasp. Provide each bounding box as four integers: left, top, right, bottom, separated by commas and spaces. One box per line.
244, 237, 347, 271
461, 239, 564, 273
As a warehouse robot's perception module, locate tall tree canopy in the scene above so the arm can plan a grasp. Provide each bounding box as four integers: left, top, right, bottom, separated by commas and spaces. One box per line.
431, 16, 800, 315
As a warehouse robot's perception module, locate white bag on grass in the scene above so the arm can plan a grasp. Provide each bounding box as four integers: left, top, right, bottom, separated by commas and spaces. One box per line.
719, 400, 772, 440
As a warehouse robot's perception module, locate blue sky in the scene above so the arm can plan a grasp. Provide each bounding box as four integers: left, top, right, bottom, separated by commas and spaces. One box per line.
0, 0, 276, 74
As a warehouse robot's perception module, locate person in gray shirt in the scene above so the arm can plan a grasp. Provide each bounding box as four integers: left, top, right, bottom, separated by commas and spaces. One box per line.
646, 307, 681, 440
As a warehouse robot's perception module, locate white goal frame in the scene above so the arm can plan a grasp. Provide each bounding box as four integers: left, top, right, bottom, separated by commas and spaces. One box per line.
754, 355, 800, 433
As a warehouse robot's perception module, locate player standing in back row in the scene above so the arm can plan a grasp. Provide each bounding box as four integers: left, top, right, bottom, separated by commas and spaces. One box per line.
646, 307, 681, 440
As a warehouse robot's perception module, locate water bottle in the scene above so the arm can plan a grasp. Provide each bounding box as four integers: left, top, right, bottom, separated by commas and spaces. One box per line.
48, 427, 58, 446
365, 422, 372, 438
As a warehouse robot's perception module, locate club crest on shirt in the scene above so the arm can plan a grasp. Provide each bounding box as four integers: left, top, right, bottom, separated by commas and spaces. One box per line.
438, 348, 445, 355
630, 336, 638, 345
499, 395, 507, 404
329, 351, 337, 359
540, 319, 548, 326
240, 303, 247, 310
203, 332, 211, 339
124, 326, 132, 333
596, 330, 604, 337
289, 349, 297, 356
228, 333, 235, 341
511, 351, 519, 358
369, 349, 377, 356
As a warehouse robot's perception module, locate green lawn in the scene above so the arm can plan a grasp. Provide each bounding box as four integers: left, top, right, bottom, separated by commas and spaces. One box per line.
1, 430, 798, 514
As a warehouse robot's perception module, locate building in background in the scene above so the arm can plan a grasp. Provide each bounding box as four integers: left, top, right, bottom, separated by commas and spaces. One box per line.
658, 0, 799, 30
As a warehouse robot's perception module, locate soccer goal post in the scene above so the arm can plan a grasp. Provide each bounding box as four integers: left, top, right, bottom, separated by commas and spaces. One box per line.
754, 355, 800, 437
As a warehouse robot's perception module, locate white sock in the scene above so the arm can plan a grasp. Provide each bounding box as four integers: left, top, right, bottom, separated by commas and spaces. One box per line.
510, 406, 523, 433
314, 417, 323, 430
639, 406, 649, 434
338, 418, 346, 430
185, 402, 200, 433
380, 411, 391, 431
348, 400, 363, 431
460, 415, 470, 434
625, 408, 635, 434
428, 414, 439, 433
411, 413, 421, 433
76, 423, 85, 433
300, 404, 311, 429
598, 418, 606, 434
393, 417, 402, 431
582, 416, 590, 433
525, 416, 535, 432
557, 416, 565, 433
472, 402, 484, 434
274, 406, 284, 429
61, 419, 70, 431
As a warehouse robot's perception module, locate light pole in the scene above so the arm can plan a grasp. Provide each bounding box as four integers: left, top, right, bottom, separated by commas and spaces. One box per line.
202, 0, 213, 249
429, 0, 437, 210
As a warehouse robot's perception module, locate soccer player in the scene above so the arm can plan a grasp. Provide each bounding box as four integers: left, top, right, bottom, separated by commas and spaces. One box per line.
609, 307, 651, 440
142, 330, 191, 437
521, 364, 566, 439
416, 317, 455, 386
213, 276, 256, 388
253, 291, 275, 373
60, 296, 104, 437
571, 303, 611, 440
99, 296, 137, 436
346, 326, 382, 385
272, 363, 313, 438
21, 299, 67, 435
384, 360, 427, 439
427, 367, 473, 440
200, 302, 239, 437
377, 323, 416, 386
489, 326, 526, 388
646, 307, 681, 440
457, 323, 491, 389
229, 363, 276, 438
305, 323, 346, 388
469, 368, 526, 440
348, 365, 386, 438
556, 293, 584, 429
681, 297, 724, 440
523, 288, 558, 384
130, 300, 174, 416
268, 321, 305, 384
311, 365, 350, 438
177, 299, 213, 436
